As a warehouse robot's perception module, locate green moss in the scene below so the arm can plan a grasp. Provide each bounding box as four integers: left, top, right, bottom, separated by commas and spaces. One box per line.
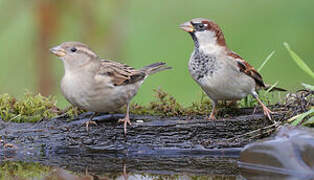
0, 88, 283, 123
0, 161, 51, 180
131, 89, 244, 116
131, 89, 187, 116
62, 106, 87, 120
0, 91, 61, 122
130, 88, 286, 117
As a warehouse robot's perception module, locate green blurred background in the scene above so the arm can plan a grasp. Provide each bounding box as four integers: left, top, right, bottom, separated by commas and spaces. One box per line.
0, 0, 313, 108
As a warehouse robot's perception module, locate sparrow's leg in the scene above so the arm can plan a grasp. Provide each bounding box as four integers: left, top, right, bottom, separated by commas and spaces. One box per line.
85, 112, 98, 131
118, 103, 132, 135
252, 106, 258, 115
207, 100, 217, 120
252, 93, 272, 120
122, 163, 129, 180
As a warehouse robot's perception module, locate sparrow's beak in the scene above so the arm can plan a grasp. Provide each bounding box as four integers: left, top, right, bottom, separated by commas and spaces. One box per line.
179, 21, 194, 32
50, 46, 66, 57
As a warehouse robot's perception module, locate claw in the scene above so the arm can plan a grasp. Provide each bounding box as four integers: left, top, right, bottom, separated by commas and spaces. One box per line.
252, 106, 257, 115
85, 120, 97, 131
207, 114, 217, 120
119, 117, 131, 135
207, 102, 217, 120
262, 105, 273, 120
84, 112, 98, 131
254, 95, 273, 121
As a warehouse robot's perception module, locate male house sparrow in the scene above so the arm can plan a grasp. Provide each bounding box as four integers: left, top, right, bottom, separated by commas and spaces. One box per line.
50, 41, 171, 134
180, 18, 285, 120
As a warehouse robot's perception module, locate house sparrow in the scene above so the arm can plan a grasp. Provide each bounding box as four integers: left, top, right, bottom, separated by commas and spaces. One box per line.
180, 18, 286, 120
50, 41, 171, 134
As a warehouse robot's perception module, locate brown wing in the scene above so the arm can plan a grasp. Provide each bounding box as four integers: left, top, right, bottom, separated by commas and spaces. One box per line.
97, 59, 146, 86
227, 51, 266, 88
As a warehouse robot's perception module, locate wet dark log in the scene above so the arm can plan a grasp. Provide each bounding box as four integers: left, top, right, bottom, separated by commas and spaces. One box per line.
0, 108, 285, 174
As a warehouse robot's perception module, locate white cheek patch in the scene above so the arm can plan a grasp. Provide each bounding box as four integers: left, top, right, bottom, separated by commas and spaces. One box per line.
195, 31, 217, 46
195, 31, 223, 54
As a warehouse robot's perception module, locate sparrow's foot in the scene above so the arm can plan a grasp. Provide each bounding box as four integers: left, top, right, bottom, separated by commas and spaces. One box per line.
252, 106, 258, 115
207, 104, 217, 120
85, 120, 97, 131
262, 104, 273, 120
118, 117, 132, 135
207, 114, 217, 121
254, 95, 273, 121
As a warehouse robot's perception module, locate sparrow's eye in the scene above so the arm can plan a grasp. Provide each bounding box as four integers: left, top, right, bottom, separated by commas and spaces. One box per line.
198, 24, 204, 28
195, 23, 206, 31
70, 47, 77, 53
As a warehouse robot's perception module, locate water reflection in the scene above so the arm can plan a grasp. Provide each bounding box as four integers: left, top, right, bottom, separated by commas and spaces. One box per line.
1, 161, 242, 180
1, 159, 306, 180
42, 168, 241, 180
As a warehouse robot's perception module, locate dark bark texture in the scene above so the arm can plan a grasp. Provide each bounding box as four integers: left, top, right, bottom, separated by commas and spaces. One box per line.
0, 108, 285, 174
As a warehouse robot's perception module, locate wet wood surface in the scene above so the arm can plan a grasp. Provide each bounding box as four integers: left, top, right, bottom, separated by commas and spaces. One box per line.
0, 108, 285, 174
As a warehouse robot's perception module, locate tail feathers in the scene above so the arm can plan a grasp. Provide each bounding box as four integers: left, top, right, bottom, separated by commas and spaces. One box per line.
141, 62, 172, 75
264, 84, 287, 92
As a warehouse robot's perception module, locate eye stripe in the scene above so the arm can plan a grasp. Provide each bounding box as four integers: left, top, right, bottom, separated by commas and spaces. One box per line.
75, 47, 97, 58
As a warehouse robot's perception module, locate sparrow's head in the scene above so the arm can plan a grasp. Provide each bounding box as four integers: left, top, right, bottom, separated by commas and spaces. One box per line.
50, 41, 98, 69
180, 18, 226, 49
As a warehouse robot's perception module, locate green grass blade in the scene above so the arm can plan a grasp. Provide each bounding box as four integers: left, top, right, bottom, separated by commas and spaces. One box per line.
266, 81, 279, 93
303, 116, 314, 126
283, 42, 314, 79
302, 83, 314, 91
289, 108, 314, 126
258, 50, 275, 72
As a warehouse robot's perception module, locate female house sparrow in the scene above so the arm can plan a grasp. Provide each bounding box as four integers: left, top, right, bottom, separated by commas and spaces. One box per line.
180, 18, 285, 120
50, 42, 171, 134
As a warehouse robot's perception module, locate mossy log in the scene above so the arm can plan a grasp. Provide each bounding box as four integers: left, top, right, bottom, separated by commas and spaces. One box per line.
0, 108, 286, 174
